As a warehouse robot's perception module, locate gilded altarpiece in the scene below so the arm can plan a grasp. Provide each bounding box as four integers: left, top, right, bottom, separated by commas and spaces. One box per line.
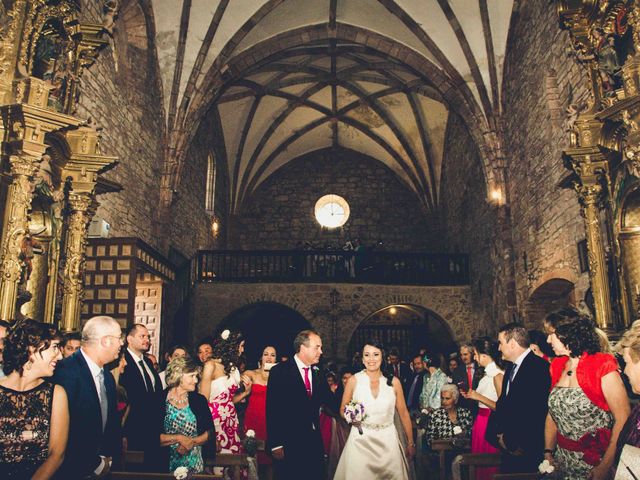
558, 0, 640, 330
0, 0, 118, 330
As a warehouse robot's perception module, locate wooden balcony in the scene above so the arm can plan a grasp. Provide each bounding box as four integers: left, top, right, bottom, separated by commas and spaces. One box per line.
196, 250, 469, 286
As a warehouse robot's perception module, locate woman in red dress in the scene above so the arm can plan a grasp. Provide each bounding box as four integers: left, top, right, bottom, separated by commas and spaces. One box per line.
244, 345, 277, 480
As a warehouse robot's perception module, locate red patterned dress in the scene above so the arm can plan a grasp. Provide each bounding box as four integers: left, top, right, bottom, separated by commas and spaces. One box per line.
209, 369, 243, 475
244, 383, 270, 465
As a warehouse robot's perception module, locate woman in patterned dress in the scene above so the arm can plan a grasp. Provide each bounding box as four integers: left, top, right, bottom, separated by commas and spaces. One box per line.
0, 319, 68, 479
543, 307, 630, 480
199, 330, 252, 475
156, 357, 214, 474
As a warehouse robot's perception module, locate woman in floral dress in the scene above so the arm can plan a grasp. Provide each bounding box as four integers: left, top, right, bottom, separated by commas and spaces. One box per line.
198, 330, 252, 476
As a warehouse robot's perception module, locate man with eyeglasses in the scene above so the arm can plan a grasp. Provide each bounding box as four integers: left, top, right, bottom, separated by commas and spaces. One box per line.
53, 316, 123, 479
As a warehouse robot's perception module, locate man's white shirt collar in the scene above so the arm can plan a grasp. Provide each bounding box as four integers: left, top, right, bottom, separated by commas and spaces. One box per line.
81, 348, 102, 377
513, 348, 531, 369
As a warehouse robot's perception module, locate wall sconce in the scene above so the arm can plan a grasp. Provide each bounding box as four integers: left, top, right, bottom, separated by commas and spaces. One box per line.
211, 217, 220, 237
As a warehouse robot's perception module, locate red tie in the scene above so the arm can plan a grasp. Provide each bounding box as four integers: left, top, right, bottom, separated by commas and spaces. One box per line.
303, 367, 312, 397
467, 365, 473, 389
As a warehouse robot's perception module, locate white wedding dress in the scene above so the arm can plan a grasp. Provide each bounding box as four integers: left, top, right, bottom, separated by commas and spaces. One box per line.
334, 371, 409, 480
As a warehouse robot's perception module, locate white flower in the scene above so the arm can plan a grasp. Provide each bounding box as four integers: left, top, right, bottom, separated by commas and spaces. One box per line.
538, 459, 555, 474
246, 429, 256, 438
221, 329, 230, 340
453, 426, 463, 435
421, 409, 429, 414
174, 466, 189, 479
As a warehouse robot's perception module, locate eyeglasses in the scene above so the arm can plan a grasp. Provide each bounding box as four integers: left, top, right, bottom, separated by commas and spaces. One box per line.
103, 334, 125, 342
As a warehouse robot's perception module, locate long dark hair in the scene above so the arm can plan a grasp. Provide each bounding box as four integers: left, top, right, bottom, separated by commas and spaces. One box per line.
472, 336, 506, 370
211, 330, 244, 375
545, 307, 600, 356
362, 342, 394, 386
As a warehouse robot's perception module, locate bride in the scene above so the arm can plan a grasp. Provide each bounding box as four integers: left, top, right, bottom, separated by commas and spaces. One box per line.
334, 343, 415, 479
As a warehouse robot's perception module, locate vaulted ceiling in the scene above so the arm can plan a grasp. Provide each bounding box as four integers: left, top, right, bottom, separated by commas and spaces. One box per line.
149, 0, 516, 212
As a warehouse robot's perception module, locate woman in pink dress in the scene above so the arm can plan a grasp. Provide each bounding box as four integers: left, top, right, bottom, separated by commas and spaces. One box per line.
461, 337, 504, 480
244, 345, 277, 480
198, 330, 252, 475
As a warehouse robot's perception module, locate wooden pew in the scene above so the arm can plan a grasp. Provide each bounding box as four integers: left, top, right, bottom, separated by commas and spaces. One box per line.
118, 452, 249, 480
457, 452, 501, 480
493, 474, 540, 480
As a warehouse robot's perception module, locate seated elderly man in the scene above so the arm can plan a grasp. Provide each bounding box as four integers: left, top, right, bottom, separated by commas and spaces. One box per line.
426, 384, 473, 446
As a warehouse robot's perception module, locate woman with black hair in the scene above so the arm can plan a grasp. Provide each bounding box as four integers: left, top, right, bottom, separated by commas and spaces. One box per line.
334, 342, 414, 479
543, 307, 629, 480
461, 336, 504, 480
0, 319, 68, 479
198, 329, 252, 475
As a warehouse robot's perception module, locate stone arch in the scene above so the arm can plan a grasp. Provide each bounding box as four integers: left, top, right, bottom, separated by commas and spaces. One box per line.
525, 276, 576, 327
619, 185, 640, 316
217, 301, 311, 366
345, 304, 457, 362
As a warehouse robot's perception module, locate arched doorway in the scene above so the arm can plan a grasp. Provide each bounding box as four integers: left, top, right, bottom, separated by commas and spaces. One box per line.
620, 187, 640, 318
525, 279, 575, 327
347, 304, 456, 362
218, 302, 311, 367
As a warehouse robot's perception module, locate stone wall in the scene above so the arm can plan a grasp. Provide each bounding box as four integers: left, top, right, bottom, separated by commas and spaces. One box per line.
230, 148, 434, 251
501, 0, 591, 324
168, 113, 229, 258
77, 0, 165, 251
191, 282, 473, 362
439, 114, 500, 328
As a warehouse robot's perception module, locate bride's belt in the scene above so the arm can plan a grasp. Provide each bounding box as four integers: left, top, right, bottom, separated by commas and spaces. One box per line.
361, 421, 393, 430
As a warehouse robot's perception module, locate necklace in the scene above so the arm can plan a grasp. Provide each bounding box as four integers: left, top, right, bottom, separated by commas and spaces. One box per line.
566, 358, 579, 377
169, 390, 188, 407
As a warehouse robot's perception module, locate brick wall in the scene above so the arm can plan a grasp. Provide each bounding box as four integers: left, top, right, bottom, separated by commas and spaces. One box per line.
501, 0, 591, 323
77, 0, 164, 251
230, 148, 434, 251
439, 114, 499, 328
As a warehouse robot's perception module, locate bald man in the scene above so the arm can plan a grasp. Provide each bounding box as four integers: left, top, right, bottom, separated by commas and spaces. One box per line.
53, 316, 123, 479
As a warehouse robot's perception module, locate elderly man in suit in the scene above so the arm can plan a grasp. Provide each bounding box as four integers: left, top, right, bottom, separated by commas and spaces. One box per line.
266, 330, 332, 480
452, 343, 483, 414
494, 323, 551, 473
120, 323, 163, 457
53, 316, 122, 479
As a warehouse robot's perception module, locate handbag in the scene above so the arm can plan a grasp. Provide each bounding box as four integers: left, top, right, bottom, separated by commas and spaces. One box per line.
615, 444, 640, 480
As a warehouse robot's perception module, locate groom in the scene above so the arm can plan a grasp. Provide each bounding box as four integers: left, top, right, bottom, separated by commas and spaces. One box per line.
266, 330, 330, 480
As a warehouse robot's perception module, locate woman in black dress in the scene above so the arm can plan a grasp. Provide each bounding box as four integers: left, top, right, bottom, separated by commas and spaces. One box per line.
0, 319, 68, 479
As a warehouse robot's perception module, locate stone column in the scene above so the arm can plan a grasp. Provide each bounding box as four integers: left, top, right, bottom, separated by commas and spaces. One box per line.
577, 182, 613, 330
59, 193, 94, 332
0, 154, 41, 321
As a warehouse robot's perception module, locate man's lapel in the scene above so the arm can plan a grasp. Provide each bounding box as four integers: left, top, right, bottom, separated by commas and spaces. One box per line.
287, 359, 308, 399
74, 351, 102, 423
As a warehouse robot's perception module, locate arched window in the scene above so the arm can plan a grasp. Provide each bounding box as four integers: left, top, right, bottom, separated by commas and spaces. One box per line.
205, 153, 216, 213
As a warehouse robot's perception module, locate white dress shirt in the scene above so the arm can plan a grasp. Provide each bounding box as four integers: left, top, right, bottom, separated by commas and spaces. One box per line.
506, 348, 531, 395
127, 348, 156, 389
294, 354, 312, 395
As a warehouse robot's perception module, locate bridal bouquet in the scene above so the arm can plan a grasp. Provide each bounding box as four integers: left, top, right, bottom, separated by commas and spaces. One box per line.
344, 400, 367, 435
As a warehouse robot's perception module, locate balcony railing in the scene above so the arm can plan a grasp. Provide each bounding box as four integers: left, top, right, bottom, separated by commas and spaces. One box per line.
196, 250, 469, 286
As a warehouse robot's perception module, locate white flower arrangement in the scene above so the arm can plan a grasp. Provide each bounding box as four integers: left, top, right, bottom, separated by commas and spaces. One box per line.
246, 429, 256, 438
220, 329, 230, 340
452, 426, 463, 435
538, 459, 555, 474
421, 409, 429, 414
173, 466, 189, 479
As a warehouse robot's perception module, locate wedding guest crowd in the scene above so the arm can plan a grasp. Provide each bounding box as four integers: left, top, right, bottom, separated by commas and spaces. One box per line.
3, 309, 640, 479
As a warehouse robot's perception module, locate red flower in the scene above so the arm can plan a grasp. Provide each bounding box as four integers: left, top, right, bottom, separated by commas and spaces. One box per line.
578, 428, 611, 466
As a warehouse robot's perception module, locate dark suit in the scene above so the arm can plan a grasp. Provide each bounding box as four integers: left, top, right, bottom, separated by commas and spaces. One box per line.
492, 351, 550, 473
452, 362, 483, 413
120, 349, 163, 453
406, 371, 426, 413
53, 350, 120, 479
390, 361, 412, 394
266, 358, 331, 480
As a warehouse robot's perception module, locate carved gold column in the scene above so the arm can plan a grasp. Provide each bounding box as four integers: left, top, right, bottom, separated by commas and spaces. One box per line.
59, 127, 117, 331
0, 154, 41, 320
565, 147, 614, 330
59, 193, 94, 332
